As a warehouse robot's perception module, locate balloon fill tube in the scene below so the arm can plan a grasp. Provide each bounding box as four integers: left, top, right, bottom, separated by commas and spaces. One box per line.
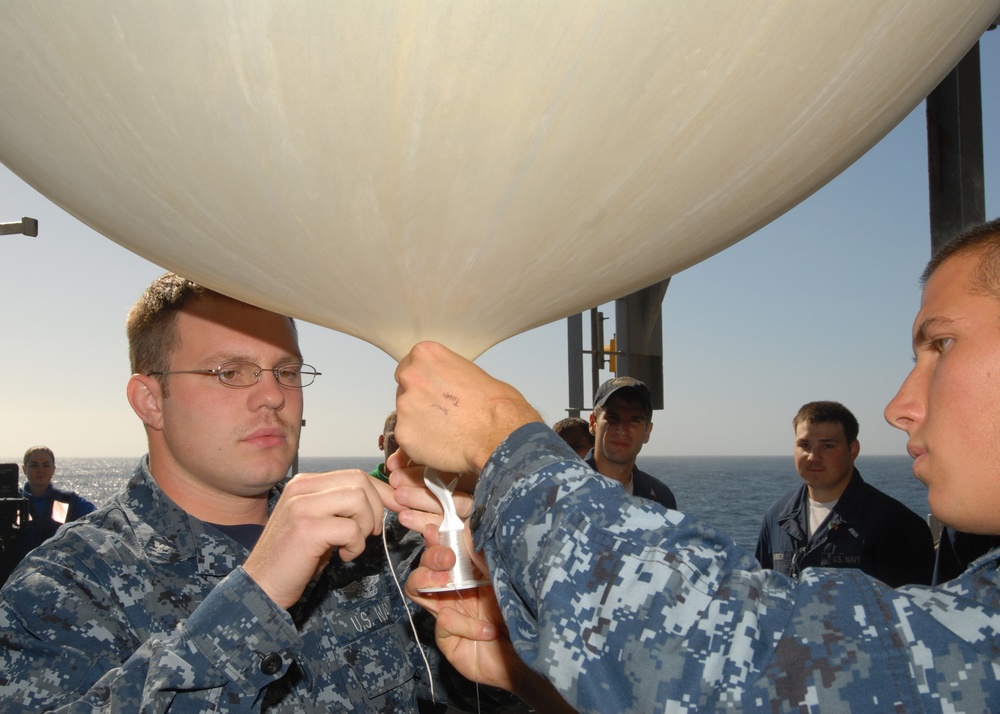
418, 468, 489, 593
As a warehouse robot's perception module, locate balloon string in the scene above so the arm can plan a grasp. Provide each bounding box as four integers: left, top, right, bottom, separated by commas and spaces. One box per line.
382, 509, 436, 704
382, 510, 483, 712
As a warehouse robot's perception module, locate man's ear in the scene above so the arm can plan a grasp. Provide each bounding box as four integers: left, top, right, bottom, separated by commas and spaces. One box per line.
643, 421, 653, 444
589, 412, 597, 435
850, 439, 860, 461
127, 374, 165, 430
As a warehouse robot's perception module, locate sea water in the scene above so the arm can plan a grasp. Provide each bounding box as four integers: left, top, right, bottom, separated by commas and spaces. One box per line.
1, 453, 927, 553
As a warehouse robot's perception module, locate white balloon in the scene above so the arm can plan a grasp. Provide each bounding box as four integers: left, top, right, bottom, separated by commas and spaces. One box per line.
1, 2, 997, 359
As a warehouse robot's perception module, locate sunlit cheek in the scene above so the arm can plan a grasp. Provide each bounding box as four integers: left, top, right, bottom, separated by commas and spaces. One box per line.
976, 486, 1000, 532
924, 430, 994, 531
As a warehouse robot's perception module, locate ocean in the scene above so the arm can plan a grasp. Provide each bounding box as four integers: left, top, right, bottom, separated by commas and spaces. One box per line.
2, 454, 928, 553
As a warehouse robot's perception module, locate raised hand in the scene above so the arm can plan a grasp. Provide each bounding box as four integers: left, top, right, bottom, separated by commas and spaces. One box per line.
405, 525, 575, 712
243, 469, 387, 609
394, 341, 542, 475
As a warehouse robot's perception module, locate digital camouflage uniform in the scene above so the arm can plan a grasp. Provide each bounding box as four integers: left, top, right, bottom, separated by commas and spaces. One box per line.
472, 423, 1000, 713
0, 458, 476, 712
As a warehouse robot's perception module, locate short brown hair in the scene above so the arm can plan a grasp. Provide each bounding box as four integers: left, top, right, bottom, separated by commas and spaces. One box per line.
127, 273, 220, 377
383, 411, 397, 435
921, 217, 1000, 301
553, 417, 589, 436
126, 273, 296, 387
792, 401, 859, 444
552, 417, 594, 447
23, 445, 54, 467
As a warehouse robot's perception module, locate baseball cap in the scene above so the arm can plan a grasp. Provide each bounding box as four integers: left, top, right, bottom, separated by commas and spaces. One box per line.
594, 376, 653, 418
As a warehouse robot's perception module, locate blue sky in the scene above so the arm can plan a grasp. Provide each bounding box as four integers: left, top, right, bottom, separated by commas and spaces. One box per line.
2, 31, 998, 462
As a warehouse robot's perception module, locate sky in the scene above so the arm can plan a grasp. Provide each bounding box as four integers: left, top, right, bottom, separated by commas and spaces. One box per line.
2, 31, 998, 462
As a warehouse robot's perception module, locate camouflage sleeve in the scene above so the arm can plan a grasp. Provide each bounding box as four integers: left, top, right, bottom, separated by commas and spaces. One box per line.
469, 423, 778, 710
469, 423, 1000, 712
0, 547, 300, 711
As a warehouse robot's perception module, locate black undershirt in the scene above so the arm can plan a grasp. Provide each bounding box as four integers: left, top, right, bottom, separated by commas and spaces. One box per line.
206, 522, 265, 550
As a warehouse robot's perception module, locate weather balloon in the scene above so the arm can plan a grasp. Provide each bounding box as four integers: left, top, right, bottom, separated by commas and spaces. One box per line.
1, 2, 997, 358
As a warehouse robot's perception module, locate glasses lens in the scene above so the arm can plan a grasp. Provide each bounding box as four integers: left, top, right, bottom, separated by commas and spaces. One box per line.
291, 364, 319, 388
213, 362, 317, 388
274, 364, 303, 388
217, 362, 257, 387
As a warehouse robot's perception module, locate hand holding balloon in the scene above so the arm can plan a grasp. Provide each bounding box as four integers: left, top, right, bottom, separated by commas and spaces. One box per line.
393, 341, 543, 475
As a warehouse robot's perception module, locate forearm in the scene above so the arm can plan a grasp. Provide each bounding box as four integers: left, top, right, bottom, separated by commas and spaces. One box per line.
470, 424, 784, 712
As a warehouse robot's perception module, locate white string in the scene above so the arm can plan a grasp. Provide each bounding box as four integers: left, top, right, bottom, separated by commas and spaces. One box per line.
382, 509, 436, 704
382, 509, 483, 713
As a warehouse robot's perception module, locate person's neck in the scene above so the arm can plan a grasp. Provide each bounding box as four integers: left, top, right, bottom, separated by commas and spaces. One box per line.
593, 453, 635, 487
148, 460, 271, 526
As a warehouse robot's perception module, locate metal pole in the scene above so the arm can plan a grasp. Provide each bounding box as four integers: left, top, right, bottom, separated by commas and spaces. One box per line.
566, 313, 584, 418
590, 308, 604, 400
926, 42, 984, 253
0, 217, 38, 236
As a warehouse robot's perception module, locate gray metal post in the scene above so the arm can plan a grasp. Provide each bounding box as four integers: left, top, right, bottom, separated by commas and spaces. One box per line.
590, 308, 605, 399
926, 42, 985, 253
566, 312, 584, 418
0, 217, 38, 236
614, 279, 670, 411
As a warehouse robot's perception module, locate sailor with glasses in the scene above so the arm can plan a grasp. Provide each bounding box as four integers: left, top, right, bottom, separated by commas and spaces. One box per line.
0, 272, 559, 712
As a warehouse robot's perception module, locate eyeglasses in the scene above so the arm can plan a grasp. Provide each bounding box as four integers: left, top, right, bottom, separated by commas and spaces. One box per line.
147, 361, 321, 389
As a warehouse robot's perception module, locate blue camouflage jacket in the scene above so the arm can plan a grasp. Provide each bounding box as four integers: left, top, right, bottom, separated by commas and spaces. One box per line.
471, 423, 1000, 713
0, 458, 462, 712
